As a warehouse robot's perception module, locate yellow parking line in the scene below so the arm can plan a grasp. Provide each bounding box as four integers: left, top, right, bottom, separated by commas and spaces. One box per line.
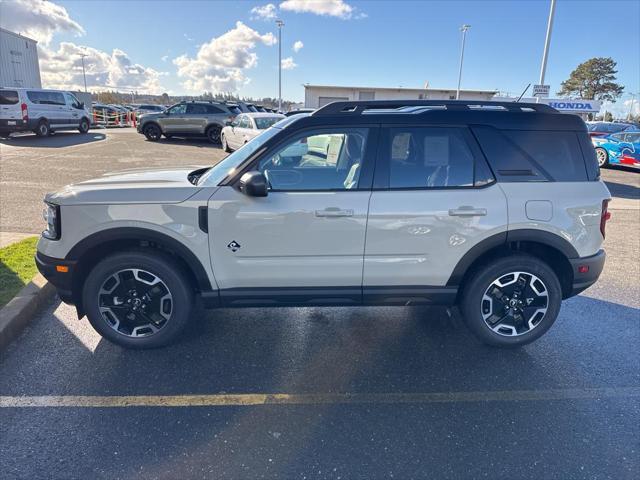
1, 387, 638, 408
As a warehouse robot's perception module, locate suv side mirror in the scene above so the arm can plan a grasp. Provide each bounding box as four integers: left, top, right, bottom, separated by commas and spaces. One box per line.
238, 171, 268, 197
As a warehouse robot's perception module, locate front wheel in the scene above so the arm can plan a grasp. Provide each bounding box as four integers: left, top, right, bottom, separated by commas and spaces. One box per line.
221, 133, 231, 152
82, 251, 194, 349
460, 255, 562, 347
78, 118, 90, 133
143, 124, 162, 141
595, 147, 609, 167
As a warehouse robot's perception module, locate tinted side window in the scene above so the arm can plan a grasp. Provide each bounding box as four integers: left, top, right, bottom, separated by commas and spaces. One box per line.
503, 131, 587, 181
0, 90, 19, 105
385, 127, 476, 188
206, 105, 224, 114
187, 104, 208, 114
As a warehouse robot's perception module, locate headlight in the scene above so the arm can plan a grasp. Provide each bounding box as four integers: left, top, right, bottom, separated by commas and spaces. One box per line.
42, 203, 60, 240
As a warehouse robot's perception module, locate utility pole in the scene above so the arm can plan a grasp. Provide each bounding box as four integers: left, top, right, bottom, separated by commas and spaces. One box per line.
627, 93, 637, 121
456, 25, 470, 100
79, 53, 88, 93
276, 19, 284, 112
537, 0, 556, 102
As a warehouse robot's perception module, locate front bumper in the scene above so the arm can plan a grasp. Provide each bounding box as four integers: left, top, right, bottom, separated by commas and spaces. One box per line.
568, 249, 606, 297
35, 251, 77, 305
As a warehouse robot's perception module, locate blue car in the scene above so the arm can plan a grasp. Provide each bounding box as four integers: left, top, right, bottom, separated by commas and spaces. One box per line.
592, 131, 640, 168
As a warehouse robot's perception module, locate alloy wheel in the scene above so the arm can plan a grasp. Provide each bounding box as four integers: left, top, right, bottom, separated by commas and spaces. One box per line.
481, 271, 549, 337
596, 148, 608, 167
98, 268, 173, 338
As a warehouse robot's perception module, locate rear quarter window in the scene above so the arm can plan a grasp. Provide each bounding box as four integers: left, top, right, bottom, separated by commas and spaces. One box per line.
472, 126, 588, 182
0, 90, 19, 105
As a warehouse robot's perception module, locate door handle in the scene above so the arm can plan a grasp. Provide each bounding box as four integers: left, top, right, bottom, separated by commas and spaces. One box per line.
315, 208, 354, 217
448, 206, 487, 217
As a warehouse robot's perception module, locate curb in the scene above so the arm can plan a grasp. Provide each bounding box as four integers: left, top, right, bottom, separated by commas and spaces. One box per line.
0, 274, 56, 352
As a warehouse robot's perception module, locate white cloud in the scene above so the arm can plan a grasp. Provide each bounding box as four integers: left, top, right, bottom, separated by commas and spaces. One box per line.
281, 56, 297, 70
293, 40, 304, 52
174, 21, 276, 93
601, 97, 640, 119
250, 3, 277, 20
40, 42, 166, 94
161, 55, 169, 62
0, 0, 84, 44
279, 0, 361, 19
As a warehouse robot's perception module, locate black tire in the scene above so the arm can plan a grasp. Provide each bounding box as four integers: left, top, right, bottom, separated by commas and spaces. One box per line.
82, 250, 194, 349
143, 123, 162, 141
460, 254, 562, 348
206, 125, 221, 144
35, 120, 50, 137
595, 147, 609, 167
221, 133, 231, 152
78, 117, 90, 134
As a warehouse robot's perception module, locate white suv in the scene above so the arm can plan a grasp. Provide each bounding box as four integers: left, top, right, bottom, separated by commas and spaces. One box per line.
36, 100, 610, 349
0, 88, 92, 138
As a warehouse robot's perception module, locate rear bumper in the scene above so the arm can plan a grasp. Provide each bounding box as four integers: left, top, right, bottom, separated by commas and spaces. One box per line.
0, 119, 30, 134
568, 249, 606, 297
35, 251, 77, 305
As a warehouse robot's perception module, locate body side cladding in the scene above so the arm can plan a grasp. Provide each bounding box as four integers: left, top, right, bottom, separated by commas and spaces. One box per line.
67, 227, 214, 292
446, 229, 580, 287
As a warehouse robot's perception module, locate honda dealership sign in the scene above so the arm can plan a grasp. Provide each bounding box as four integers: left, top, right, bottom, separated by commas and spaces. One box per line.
494, 97, 601, 114
544, 99, 601, 113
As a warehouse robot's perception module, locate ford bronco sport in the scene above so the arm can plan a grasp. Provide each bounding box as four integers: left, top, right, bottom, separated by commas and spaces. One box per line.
36, 100, 610, 349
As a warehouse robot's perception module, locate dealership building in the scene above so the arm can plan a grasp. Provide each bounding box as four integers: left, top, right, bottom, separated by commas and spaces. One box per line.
0, 28, 42, 88
304, 84, 498, 108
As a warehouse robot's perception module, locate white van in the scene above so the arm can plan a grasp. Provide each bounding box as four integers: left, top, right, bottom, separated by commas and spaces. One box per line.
0, 88, 92, 138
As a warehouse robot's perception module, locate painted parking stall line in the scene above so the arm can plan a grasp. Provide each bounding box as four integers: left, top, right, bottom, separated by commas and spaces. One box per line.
2, 387, 639, 408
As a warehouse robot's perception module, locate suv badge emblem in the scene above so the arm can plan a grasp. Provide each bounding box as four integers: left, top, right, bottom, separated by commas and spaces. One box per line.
227, 241, 241, 252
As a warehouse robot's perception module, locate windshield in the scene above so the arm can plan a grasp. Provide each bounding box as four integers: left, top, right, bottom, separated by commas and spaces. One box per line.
255, 116, 284, 129
198, 127, 280, 186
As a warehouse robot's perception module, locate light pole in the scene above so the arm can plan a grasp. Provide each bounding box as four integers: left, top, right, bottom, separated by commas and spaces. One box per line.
627, 93, 637, 121
456, 24, 470, 100
538, 0, 556, 102
79, 53, 88, 92
276, 19, 284, 112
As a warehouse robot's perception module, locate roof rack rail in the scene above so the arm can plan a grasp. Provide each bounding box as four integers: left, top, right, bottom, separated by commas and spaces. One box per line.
312, 100, 557, 116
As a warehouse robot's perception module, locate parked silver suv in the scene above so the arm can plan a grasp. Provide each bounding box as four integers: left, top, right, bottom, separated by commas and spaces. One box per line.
37, 100, 610, 349
136, 100, 238, 143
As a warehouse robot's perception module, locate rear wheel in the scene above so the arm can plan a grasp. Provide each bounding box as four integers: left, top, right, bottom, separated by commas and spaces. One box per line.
595, 147, 609, 167
35, 120, 50, 137
82, 251, 194, 349
460, 255, 562, 347
78, 117, 90, 133
143, 124, 162, 141
206, 125, 221, 144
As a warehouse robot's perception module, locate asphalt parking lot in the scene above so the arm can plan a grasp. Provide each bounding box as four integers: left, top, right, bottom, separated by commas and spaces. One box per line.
1, 128, 639, 479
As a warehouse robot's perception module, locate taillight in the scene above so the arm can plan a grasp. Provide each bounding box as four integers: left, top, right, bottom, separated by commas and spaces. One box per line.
600, 199, 611, 239
21, 102, 28, 121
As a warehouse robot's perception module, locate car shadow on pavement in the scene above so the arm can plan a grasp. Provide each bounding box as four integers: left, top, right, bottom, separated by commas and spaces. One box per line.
604, 179, 640, 200
1, 295, 638, 478
0, 132, 106, 148
148, 137, 222, 149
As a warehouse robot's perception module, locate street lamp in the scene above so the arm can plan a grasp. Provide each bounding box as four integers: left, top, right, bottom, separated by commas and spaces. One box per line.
79, 53, 88, 93
537, 0, 556, 102
456, 24, 470, 100
276, 19, 284, 112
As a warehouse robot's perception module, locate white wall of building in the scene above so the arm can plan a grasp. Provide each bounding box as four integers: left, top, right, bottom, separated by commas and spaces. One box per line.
0, 28, 42, 89
304, 85, 496, 108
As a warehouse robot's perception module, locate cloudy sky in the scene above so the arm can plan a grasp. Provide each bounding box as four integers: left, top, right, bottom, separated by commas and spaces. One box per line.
0, 0, 638, 114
